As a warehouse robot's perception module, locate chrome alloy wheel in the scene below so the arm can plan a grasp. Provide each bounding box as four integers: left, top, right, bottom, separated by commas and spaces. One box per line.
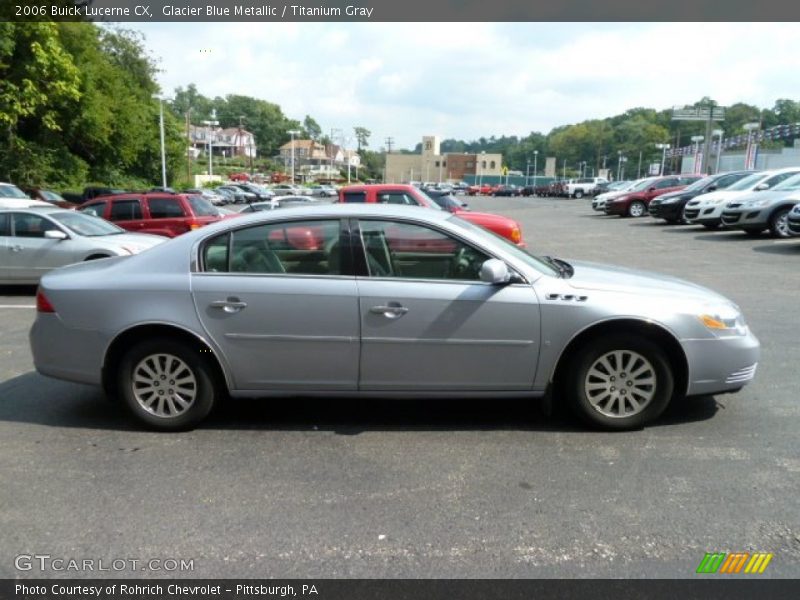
584, 350, 656, 418
629, 202, 645, 217
132, 353, 197, 418
775, 212, 790, 237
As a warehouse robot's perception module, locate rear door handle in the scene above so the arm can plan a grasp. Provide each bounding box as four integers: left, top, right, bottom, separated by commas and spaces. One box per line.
370, 305, 409, 318
210, 298, 248, 313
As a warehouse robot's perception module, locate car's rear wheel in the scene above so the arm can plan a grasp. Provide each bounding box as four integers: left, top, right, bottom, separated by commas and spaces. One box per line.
574, 190, 584, 199
768, 207, 791, 238
566, 334, 674, 430
628, 201, 646, 217
118, 338, 218, 431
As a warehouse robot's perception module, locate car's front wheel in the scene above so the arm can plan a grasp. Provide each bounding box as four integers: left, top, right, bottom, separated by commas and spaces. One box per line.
574, 190, 584, 199
769, 207, 791, 238
627, 201, 646, 217
118, 338, 219, 431
566, 334, 674, 430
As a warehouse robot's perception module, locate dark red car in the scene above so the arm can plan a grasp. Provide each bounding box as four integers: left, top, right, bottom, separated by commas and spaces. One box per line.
604, 175, 703, 217
77, 192, 230, 237
338, 184, 525, 246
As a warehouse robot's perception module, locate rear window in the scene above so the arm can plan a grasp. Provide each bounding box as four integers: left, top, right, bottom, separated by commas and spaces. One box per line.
109, 199, 142, 221
148, 197, 186, 219
343, 191, 367, 203
186, 195, 219, 217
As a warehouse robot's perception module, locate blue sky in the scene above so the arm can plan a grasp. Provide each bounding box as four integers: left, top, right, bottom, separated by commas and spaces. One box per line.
130, 22, 800, 150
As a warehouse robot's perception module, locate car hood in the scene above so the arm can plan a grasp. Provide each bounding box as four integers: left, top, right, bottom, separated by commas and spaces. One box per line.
565, 259, 728, 303
726, 189, 800, 207
457, 210, 516, 227
653, 189, 692, 202
690, 189, 749, 206
90, 232, 167, 252
596, 190, 628, 201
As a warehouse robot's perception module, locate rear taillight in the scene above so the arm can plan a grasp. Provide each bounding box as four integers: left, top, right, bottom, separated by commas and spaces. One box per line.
36, 289, 56, 313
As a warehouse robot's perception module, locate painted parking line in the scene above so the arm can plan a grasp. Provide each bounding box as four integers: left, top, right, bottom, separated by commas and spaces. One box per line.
0, 304, 35, 308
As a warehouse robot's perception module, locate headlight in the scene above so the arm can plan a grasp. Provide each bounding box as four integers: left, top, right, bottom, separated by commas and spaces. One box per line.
743, 199, 769, 208
698, 304, 748, 337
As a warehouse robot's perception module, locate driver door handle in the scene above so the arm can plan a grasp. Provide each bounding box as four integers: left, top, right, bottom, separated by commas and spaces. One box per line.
210, 298, 248, 313
370, 305, 409, 318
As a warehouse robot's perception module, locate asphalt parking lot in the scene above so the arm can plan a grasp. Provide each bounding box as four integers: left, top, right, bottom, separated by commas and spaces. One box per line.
1, 196, 798, 579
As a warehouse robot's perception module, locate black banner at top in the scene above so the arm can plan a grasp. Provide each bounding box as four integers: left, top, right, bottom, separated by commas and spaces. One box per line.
3, 0, 800, 22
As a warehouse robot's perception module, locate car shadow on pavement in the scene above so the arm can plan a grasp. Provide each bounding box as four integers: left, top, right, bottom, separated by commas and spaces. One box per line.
692, 233, 762, 242
0, 371, 720, 434
752, 243, 800, 255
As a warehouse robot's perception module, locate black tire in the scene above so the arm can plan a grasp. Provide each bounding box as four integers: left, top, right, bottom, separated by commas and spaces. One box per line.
565, 334, 674, 431
768, 207, 791, 238
702, 222, 720, 230
118, 337, 219, 431
627, 200, 646, 218
574, 190, 584, 199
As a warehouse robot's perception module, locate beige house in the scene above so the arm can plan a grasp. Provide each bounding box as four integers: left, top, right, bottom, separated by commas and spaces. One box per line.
385, 135, 503, 183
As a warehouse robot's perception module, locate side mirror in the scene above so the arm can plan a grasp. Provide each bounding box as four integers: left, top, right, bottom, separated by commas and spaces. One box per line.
44, 230, 68, 241
755, 183, 769, 191
648, 186, 656, 192
479, 259, 511, 284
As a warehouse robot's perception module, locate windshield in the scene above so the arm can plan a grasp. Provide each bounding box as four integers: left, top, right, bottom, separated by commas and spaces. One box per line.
770, 172, 800, 191
727, 172, 769, 191
50, 211, 125, 236
629, 178, 657, 192
186, 195, 219, 216
609, 181, 629, 190
449, 215, 559, 277
40, 190, 65, 202
680, 175, 717, 193
0, 184, 29, 199
415, 188, 444, 210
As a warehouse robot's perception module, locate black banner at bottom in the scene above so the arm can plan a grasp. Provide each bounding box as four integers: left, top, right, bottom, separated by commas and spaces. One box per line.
3, 579, 800, 600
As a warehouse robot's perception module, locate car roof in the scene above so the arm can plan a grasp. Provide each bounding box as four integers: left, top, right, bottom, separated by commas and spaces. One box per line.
0, 206, 70, 215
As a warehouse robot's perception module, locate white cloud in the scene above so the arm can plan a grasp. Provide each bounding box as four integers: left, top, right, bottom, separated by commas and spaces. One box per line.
132, 22, 800, 150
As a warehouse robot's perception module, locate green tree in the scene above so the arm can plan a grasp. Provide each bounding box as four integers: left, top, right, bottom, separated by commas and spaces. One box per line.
303, 115, 322, 140
354, 126, 371, 150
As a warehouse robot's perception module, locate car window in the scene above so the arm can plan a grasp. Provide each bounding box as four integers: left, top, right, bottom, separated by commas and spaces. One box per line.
342, 191, 367, 203
203, 220, 342, 276
185, 195, 218, 217
655, 178, 677, 189
79, 202, 106, 217
358, 219, 490, 281
0, 212, 10, 236
0, 185, 29, 199
377, 192, 418, 205
714, 173, 745, 189
109, 199, 142, 221
147, 197, 186, 218
765, 171, 800, 188
678, 176, 700, 185
12, 213, 60, 238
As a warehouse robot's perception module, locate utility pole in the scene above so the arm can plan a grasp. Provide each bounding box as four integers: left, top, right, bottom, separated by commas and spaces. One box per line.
384, 136, 394, 183
185, 108, 192, 185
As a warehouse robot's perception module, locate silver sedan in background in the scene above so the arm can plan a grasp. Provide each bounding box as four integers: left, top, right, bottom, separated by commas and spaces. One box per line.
30, 204, 759, 431
1, 207, 165, 283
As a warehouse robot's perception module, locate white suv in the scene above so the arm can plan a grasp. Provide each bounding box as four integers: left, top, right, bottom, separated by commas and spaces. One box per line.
566, 177, 609, 199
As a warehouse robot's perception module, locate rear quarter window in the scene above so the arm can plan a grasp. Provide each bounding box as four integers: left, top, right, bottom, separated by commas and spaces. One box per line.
147, 197, 186, 218
342, 191, 367, 203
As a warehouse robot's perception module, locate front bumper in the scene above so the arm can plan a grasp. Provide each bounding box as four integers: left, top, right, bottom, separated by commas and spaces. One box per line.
604, 202, 627, 216
681, 329, 760, 396
649, 201, 684, 220
720, 208, 769, 229
684, 204, 724, 225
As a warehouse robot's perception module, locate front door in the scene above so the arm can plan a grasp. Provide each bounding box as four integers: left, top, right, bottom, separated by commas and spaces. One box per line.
5, 213, 74, 281
191, 218, 360, 391
354, 218, 540, 391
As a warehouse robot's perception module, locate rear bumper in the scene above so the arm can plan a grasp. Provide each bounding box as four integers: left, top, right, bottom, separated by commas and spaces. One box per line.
681, 330, 760, 396
29, 314, 106, 386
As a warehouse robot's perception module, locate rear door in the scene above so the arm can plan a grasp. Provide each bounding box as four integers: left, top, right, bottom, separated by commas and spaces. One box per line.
144, 196, 189, 236
191, 218, 360, 391
107, 197, 145, 232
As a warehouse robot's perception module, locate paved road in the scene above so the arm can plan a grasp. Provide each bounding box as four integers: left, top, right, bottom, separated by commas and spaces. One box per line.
1, 197, 798, 578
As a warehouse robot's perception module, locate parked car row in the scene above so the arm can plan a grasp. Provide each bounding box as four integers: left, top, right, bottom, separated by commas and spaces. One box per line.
590, 167, 800, 239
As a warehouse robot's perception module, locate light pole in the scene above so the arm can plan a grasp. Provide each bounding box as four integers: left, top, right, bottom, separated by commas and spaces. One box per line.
655, 143, 670, 176
525, 159, 531, 186
712, 129, 724, 173
743, 122, 760, 170
154, 95, 167, 188
690, 135, 704, 174
202, 109, 219, 177
616, 151, 623, 181
287, 128, 301, 184
478, 151, 486, 190
533, 150, 538, 190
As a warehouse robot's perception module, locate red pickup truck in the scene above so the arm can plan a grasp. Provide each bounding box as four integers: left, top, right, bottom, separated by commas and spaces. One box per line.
338, 184, 524, 245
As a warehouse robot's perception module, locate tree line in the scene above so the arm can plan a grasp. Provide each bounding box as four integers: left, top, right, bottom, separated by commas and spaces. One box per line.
2, 22, 799, 188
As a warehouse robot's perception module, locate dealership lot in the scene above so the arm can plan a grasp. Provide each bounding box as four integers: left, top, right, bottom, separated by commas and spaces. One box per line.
0, 196, 798, 578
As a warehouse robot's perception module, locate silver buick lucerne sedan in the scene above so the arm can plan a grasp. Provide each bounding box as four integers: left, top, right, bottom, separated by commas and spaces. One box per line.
30, 204, 759, 431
